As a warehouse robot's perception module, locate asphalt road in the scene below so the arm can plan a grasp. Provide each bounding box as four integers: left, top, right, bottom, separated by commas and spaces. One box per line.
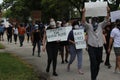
0, 36, 120, 80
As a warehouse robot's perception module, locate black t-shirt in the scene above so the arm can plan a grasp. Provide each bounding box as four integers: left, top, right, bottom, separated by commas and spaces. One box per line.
7, 26, 13, 34
33, 30, 41, 42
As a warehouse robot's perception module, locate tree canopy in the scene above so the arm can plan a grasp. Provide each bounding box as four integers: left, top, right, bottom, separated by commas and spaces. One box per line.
1, 0, 120, 23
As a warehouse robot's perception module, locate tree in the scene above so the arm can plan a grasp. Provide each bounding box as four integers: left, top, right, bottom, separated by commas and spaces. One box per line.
65, 0, 89, 19
2, 0, 42, 22
41, 0, 71, 22
2, 0, 71, 23
1, 0, 120, 23
106, 0, 120, 11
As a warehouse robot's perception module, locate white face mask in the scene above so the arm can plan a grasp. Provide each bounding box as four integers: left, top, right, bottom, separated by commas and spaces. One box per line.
50, 21, 56, 27
74, 25, 79, 29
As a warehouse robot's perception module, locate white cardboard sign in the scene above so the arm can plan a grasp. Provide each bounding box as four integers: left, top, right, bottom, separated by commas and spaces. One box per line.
85, 1, 107, 17
46, 26, 72, 42
110, 10, 120, 22
73, 29, 86, 49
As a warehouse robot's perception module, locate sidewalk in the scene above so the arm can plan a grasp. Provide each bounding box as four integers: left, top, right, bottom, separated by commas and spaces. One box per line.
0, 38, 120, 80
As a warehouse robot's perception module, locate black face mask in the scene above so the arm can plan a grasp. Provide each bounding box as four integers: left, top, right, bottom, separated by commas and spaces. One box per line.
117, 26, 120, 30
92, 22, 98, 31
117, 24, 120, 30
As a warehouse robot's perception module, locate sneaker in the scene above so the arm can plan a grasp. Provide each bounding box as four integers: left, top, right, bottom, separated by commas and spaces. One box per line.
65, 60, 68, 63
100, 60, 104, 63
46, 68, 49, 73
78, 69, 84, 75
105, 64, 112, 69
108, 65, 112, 69
38, 54, 41, 57
61, 61, 64, 64
114, 70, 120, 74
32, 53, 34, 56
38, 55, 41, 57
67, 64, 70, 72
53, 72, 58, 76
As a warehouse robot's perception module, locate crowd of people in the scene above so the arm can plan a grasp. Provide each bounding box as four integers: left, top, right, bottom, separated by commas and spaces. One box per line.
0, 7, 120, 80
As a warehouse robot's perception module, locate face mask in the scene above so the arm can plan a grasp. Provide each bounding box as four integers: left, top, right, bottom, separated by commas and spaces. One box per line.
92, 22, 98, 31
50, 21, 56, 27
117, 24, 120, 30
74, 25, 79, 29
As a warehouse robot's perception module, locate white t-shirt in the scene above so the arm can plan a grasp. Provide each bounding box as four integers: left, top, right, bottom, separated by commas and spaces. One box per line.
13, 28, 18, 35
110, 27, 120, 47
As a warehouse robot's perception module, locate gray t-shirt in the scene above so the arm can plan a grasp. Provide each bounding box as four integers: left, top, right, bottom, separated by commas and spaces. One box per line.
84, 19, 108, 47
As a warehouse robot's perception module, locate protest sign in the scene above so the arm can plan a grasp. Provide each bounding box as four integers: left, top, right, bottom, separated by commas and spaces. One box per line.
85, 1, 107, 17
46, 28, 59, 42
62, 26, 72, 41
46, 26, 72, 42
57, 27, 67, 41
110, 10, 120, 22
73, 29, 86, 49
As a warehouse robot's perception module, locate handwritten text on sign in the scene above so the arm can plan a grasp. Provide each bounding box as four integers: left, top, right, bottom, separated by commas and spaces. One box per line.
73, 29, 86, 49
46, 26, 72, 42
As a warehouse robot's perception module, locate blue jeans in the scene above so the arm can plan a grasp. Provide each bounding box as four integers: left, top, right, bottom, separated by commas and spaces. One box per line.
68, 44, 83, 69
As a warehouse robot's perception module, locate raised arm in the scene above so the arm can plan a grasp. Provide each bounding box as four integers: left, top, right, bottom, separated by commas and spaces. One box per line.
106, 6, 110, 20
100, 6, 110, 28
81, 8, 86, 24
81, 8, 90, 30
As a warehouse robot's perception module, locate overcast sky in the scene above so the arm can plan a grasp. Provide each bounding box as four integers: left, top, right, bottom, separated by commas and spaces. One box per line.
0, 0, 3, 4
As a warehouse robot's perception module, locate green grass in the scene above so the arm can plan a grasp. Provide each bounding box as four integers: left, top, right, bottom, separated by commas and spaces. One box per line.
0, 53, 39, 80
0, 43, 5, 49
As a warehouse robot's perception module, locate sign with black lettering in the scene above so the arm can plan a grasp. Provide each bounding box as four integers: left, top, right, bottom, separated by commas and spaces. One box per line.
73, 29, 86, 49
46, 28, 59, 42
46, 26, 72, 42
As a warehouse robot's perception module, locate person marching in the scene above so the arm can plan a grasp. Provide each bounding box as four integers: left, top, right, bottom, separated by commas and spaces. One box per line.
108, 19, 120, 73
82, 7, 110, 80
57, 21, 69, 64
13, 24, 18, 44
18, 23, 26, 47
67, 20, 84, 74
31, 24, 41, 57
103, 23, 113, 68
42, 18, 59, 76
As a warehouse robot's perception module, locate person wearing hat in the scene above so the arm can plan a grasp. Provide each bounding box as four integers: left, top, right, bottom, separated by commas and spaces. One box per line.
31, 24, 41, 57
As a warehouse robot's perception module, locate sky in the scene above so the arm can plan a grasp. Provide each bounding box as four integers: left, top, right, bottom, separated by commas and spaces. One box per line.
0, 0, 3, 4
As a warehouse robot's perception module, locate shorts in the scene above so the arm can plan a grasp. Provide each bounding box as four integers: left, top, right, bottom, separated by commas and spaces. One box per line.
114, 47, 120, 56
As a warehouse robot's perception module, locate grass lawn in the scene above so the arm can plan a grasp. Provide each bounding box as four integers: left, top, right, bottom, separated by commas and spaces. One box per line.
0, 43, 5, 49
0, 52, 39, 80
